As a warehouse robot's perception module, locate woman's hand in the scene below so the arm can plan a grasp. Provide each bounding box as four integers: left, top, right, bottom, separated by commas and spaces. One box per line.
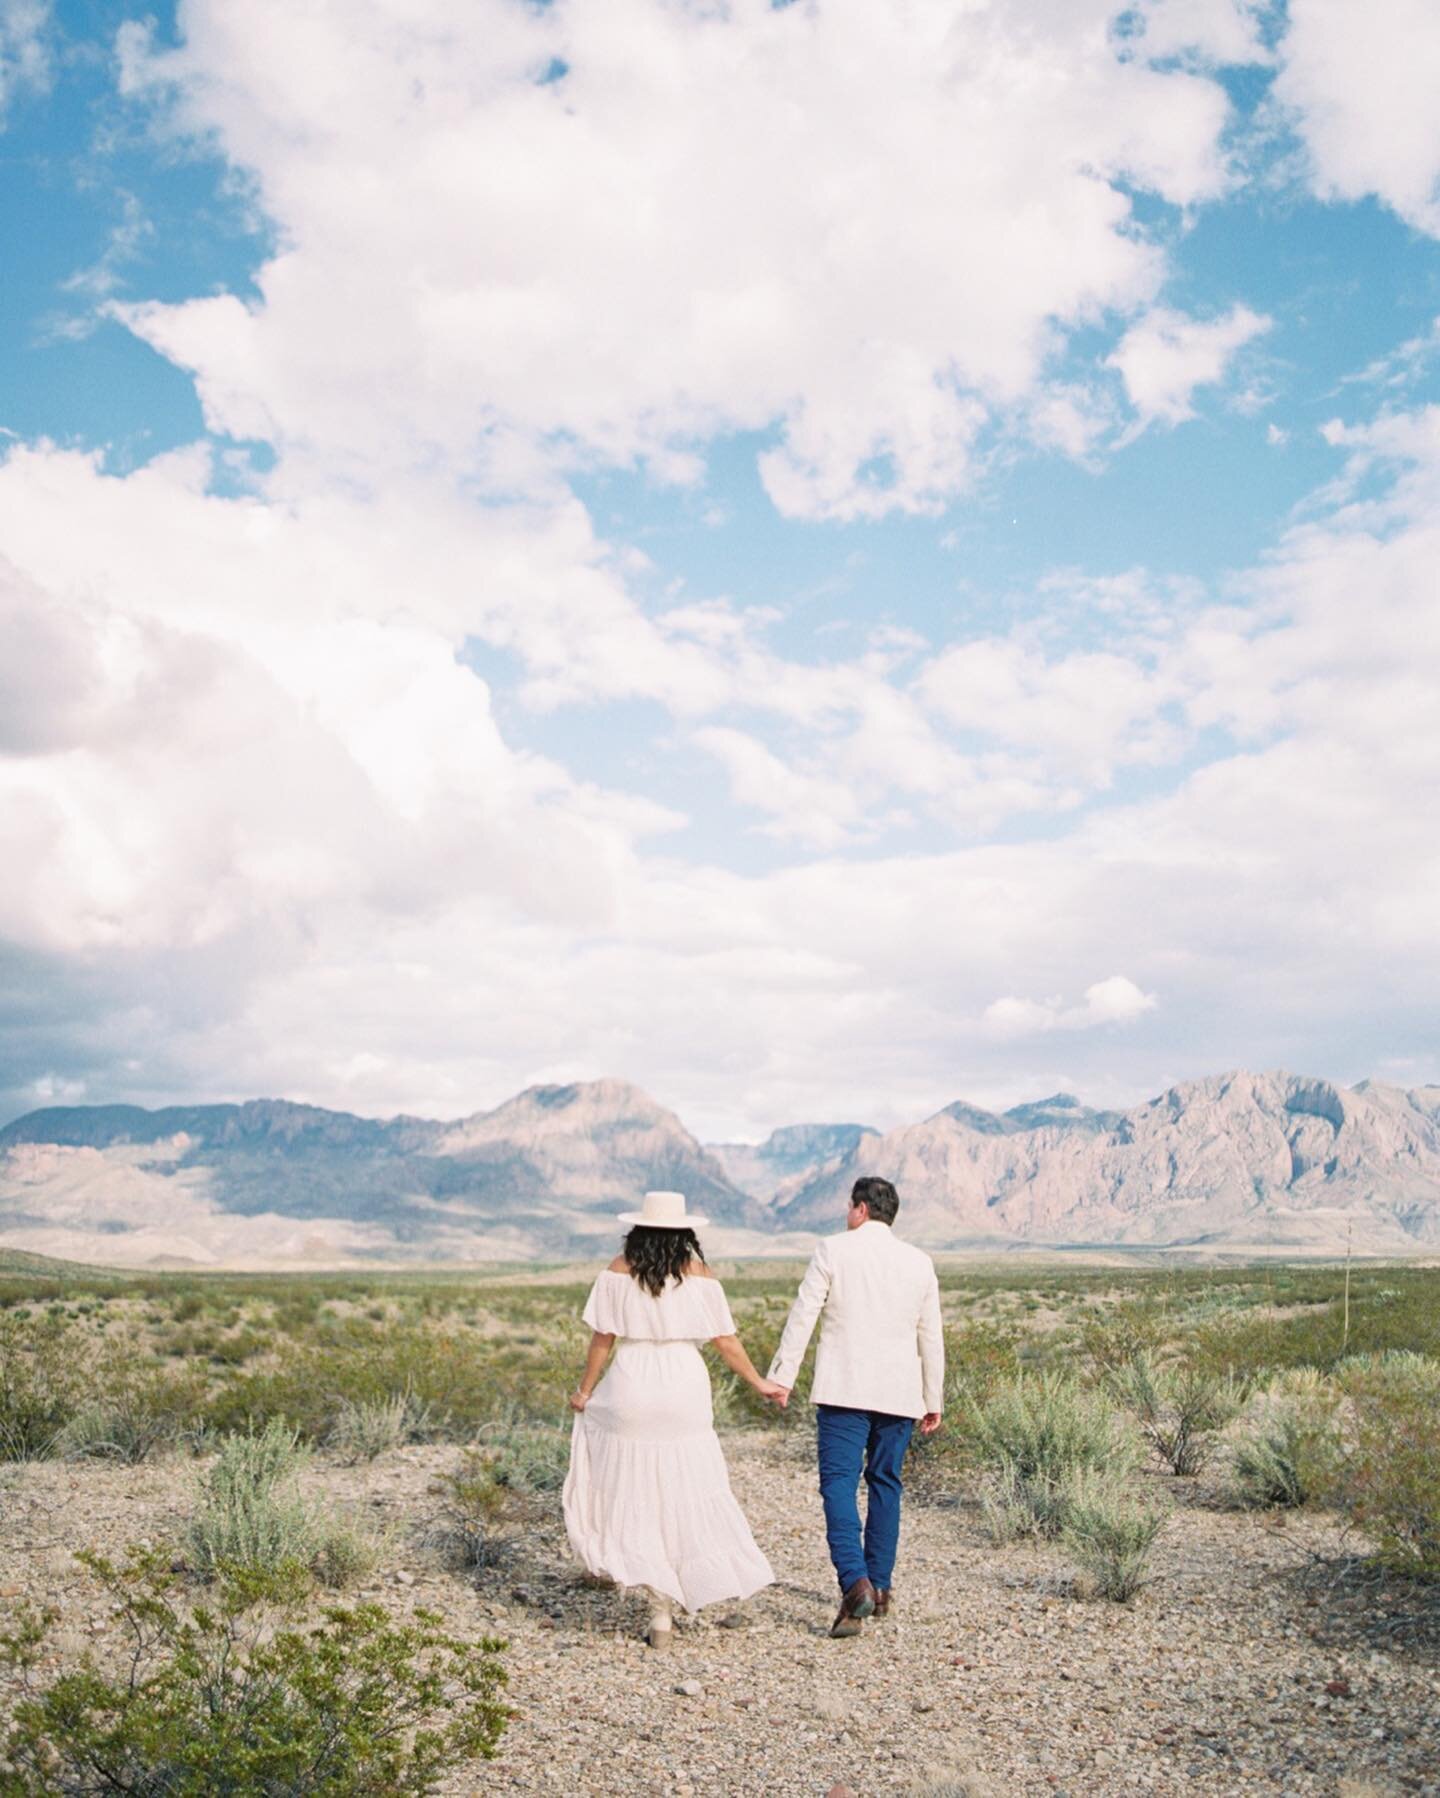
569, 1388, 591, 1413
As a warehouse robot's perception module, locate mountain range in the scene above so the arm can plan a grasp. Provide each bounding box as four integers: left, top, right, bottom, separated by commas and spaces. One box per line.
1, 1070, 1437, 1267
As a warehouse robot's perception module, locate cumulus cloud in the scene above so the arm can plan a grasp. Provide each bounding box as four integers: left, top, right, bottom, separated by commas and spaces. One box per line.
983, 975, 1159, 1037
110, 0, 1259, 517
1106, 303, 1271, 430
1276, 0, 1440, 236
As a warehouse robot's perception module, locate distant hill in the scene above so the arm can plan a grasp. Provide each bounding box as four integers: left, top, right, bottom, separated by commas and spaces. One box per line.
2, 1070, 1438, 1266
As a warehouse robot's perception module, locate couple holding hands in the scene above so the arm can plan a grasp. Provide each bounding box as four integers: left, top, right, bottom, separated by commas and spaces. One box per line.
562, 1176, 945, 1645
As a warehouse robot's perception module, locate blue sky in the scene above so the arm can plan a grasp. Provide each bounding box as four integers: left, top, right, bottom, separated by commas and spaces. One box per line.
1, 0, 1439, 1139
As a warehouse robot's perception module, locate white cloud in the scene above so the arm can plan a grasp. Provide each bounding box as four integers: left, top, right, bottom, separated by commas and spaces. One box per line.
111, 0, 1254, 517
0, 0, 48, 118
1107, 303, 1271, 430
918, 634, 1182, 785
692, 727, 863, 851
1128, 0, 1270, 67
1276, 0, 1440, 236
983, 976, 1159, 1038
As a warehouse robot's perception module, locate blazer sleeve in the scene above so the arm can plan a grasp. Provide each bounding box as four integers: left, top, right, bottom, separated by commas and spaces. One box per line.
767, 1238, 831, 1388
918, 1262, 945, 1414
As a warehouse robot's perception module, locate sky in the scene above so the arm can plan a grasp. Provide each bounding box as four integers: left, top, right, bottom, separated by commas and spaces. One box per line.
1, 0, 1438, 1143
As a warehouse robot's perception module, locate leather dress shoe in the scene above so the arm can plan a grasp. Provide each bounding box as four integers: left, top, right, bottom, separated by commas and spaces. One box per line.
829, 1576, 876, 1638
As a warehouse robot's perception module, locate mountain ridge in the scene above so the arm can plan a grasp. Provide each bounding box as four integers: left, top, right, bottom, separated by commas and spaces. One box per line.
2, 1069, 1439, 1266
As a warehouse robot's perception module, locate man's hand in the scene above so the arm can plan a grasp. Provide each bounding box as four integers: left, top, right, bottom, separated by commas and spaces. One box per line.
918, 1411, 942, 1436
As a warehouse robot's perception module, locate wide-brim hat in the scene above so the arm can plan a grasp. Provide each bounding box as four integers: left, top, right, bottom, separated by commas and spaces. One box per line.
617, 1189, 709, 1229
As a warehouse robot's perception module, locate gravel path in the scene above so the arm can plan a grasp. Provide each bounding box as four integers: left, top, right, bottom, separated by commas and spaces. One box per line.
2, 1437, 1437, 1797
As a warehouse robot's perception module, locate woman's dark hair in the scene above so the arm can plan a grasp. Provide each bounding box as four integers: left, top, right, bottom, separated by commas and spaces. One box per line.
623, 1224, 705, 1297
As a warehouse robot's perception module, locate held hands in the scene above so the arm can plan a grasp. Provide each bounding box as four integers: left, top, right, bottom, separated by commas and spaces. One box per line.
919, 1411, 942, 1437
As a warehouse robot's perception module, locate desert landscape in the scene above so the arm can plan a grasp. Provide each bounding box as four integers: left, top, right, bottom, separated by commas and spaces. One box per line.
1, 1250, 1436, 1794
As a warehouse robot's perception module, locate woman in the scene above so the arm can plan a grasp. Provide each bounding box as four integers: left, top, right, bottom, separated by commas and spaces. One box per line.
562, 1189, 782, 1647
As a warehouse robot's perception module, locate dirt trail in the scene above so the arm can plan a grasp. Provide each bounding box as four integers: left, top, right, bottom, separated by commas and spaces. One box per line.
2, 1438, 1436, 1797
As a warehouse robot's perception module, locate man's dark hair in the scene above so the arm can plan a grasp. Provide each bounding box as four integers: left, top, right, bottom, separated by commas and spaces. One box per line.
851, 1176, 899, 1225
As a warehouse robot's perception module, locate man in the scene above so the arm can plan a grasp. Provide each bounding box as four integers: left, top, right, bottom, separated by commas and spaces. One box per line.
769, 1175, 944, 1637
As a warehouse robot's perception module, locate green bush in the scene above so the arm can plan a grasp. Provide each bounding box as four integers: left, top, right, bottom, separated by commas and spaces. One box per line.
475, 1407, 569, 1495
186, 1419, 383, 1593
55, 1359, 209, 1465
1060, 1470, 1169, 1602
1327, 1353, 1440, 1581
1226, 1371, 1342, 1509
433, 1450, 514, 1569
327, 1391, 437, 1463
203, 1320, 563, 1444
187, 1419, 319, 1578
1104, 1353, 1244, 1476
967, 1372, 1138, 1537
0, 1314, 87, 1460
0, 1548, 507, 1794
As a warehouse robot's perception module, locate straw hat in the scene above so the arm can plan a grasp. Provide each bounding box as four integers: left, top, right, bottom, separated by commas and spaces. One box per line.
616, 1189, 709, 1229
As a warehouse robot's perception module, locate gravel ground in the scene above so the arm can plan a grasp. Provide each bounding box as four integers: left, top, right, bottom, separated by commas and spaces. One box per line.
2, 1437, 1437, 1797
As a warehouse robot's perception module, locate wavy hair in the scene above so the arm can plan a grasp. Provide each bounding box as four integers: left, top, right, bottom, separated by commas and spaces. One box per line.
622, 1224, 705, 1297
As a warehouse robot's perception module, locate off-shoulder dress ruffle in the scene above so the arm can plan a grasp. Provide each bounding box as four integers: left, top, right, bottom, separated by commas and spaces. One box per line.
562, 1270, 775, 1613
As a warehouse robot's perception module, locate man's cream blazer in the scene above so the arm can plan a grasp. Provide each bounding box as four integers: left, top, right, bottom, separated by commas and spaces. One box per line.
767, 1219, 944, 1419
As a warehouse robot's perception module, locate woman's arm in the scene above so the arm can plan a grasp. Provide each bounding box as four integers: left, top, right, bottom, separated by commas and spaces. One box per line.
711, 1333, 786, 1402
569, 1330, 616, 1412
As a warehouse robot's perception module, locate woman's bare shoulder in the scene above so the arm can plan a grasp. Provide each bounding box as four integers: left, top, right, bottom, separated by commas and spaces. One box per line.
684, 1259, 717, 1279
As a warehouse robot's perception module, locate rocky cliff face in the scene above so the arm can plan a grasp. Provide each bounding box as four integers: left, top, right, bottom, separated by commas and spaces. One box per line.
710, 1122, 878, 1205
776, 1071, 1440, 1251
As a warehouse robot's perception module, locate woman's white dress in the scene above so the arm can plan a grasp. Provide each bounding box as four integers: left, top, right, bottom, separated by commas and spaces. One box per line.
562, 1269, 775, 1613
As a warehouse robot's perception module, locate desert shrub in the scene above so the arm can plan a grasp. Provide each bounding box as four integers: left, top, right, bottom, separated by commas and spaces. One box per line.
0, 1547, 507, 1794
476, 1407, 569, 1494
327, 1390, 437, 1463
967, 1371, 1138, 1537
204, 1320, 553, 1444
433, 1450, 514, 1569
187, 1418, 381, 1588
55, 1358, 209, 1464
1104, 1353, 1244, 1475
1080, 1302, 1166, 1375
311, 1517, 385, 1590
1226, 1371, 1342, 1509
187, 1419, 319, 1578
979, 1462, 1041, 1544
1060, 1470, 1169, 1602
1326, 1353, 1440, 1581
0, 1314, 88, 1460
432, 1415, 570, 1570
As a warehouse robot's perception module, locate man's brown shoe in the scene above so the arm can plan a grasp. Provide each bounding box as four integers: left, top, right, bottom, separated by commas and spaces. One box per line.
829, 1577, 876, 1638
873, 1587, 892, 1619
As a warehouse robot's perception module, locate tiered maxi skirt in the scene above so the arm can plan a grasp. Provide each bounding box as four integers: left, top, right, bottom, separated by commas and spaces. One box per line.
562, 1276, 774, 1613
